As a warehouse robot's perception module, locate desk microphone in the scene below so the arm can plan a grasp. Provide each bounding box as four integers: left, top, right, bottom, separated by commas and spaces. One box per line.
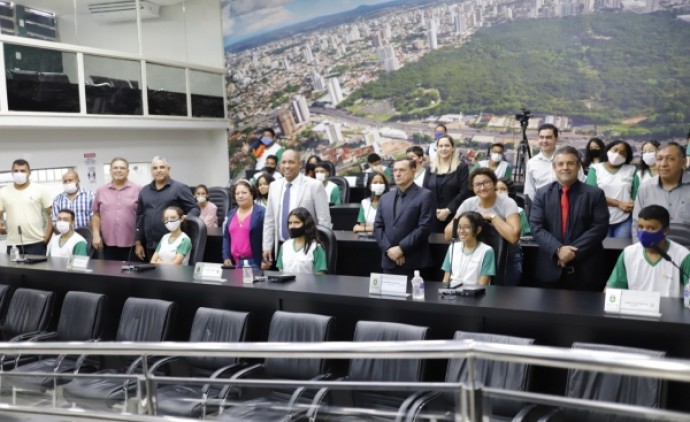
652, 244, 690, 284
17, 225, 26, 261
439, 218, 461, 297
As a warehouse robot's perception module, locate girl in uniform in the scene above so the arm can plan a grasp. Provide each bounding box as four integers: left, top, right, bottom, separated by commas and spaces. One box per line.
151, 206, 192, 265
277, 207, 328, 274
442, 211, 495, 287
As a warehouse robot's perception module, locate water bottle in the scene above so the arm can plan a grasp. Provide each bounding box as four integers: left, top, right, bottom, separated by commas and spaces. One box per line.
242, 260, 254, 284
684, 283, 690, 309
10, 245, 19, 262
411, 270, 425, 300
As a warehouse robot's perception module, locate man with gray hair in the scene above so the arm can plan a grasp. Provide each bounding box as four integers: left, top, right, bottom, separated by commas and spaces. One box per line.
134, 156, 199, 260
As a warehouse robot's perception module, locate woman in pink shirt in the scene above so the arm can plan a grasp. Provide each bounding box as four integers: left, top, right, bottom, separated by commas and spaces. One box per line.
194, 185, 218, 229
221, 180, 266, 269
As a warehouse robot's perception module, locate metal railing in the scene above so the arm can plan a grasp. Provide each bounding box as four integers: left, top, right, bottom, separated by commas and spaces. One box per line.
0, 340, 688, 421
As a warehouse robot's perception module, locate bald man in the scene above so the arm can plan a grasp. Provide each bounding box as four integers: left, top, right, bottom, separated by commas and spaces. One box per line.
52, 170, 95, 229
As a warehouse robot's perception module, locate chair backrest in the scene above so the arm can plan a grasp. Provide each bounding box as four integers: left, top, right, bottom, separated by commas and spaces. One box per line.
481, 223, 508, 286
565, 342, 666, 421
187, 307, 250, 373
316, 225, 337, 274
116, 297, 176, 342
263, 311, 334, 379
446, 331, 534, 416
208, 186, 230, 228
0, 284, 13, 325
329, 176, 350, 204
514, 193, 526, 209
3, 288, 54, 340
182, 216, 207, 265
56, 291, 107, 341
349, 321, 429, 382
74, 226, 94, 257
668, 223, 690, 249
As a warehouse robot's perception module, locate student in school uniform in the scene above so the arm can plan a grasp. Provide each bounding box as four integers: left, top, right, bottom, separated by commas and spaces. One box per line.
150, 206, 192, 266
314, 161, 341, 205
442, 211, 496, 288
47, 209, 88, 258
277, 207, 328, 274
353, 171, 389, 233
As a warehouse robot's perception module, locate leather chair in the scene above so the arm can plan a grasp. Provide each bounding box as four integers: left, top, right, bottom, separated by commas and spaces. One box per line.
182, 216, 207, 265
308, 320, 429, 421
407, 331, 534, 421
208, 186, 230, 227
0, 284, 13, 325
5, 291, 107, 392
75, 226, 94, 257
63, 297, 176, 410
515, 342, 666, 422
482, 223, 508, 286
668, 223, 690, 249
153, 307, 250, 418
330, 176, 350, 204
316, 225, 338, 274
216, 310, 334, 422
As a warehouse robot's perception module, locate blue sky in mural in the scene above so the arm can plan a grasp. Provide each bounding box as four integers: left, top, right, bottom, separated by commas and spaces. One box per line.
222, 0, 391, 46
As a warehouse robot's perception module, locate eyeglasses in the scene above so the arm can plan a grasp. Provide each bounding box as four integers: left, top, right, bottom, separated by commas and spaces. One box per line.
457, 226, 474, 232
473, 180, 492, 189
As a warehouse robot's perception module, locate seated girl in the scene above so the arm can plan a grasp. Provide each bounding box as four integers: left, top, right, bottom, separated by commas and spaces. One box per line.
151, 206, 192, 266
276, 207, 328, 274
442, 211, 495, 287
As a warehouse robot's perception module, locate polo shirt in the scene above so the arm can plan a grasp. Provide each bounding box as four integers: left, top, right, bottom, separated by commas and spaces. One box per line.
92, 180, 142, 247
632, 172, 690, 232
0, 183, 52, 245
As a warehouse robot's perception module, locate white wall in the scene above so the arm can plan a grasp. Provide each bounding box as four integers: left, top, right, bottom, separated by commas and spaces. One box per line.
0, 127, 230, 190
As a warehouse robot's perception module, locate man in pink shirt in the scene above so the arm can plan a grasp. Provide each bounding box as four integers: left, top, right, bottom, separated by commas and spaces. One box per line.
91, 157, 142, 260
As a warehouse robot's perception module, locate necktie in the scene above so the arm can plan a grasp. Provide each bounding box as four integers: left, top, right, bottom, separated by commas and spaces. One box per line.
281, 183, 292, 241
561, 185, 570, 238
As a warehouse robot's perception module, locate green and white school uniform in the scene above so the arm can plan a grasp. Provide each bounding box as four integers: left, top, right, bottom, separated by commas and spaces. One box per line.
472, 160, 512, 179
155, 232, 193, 265
585, 163, 639, 224
607, 240, 690, 298
441, 241, 495, 288
357, 198, 378, 226
277, 239, 328, 274
324, 181, 341, 205
47, 232, 88, 258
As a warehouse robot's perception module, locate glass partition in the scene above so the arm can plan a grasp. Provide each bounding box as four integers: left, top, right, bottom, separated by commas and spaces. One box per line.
84, 55, 142, 115
146, 62, 187, 116
141, 0, 186, 63
190, 69, 224, 118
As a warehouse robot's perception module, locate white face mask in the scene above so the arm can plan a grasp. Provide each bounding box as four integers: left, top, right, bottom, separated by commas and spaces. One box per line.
497, 191, 509, 199
196, 195, 207, 204
63, 182, 78, 194
165, 220, 182, 232
315, 173, 326, 182
642, 152, 656, 166
56, 220, 71, 234
12, 172, 27, 185
370, 183, 385, 196
607, 150, 625, 166
490, 153, 503, 163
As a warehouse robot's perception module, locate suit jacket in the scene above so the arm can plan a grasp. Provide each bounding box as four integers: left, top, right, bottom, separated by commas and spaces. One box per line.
222, 205, 265, 265
374, 184, 436, 270
423, 163, 471, 232
529, 180, 609, 288
262, 174, 332, 255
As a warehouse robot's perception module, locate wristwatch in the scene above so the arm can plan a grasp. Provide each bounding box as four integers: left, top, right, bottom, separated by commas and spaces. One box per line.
489, 214, 497, 221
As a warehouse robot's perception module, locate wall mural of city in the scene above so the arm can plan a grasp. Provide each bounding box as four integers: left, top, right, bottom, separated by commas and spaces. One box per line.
222, 0, 690, 177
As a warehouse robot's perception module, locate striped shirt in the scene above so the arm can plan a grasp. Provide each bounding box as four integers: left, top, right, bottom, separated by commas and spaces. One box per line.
52, 187, 94, 228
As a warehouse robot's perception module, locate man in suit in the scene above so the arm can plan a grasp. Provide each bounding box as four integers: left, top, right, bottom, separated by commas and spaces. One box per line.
374, 158, 436, 276
529, 146, 609, 291
262, 149, 332, 265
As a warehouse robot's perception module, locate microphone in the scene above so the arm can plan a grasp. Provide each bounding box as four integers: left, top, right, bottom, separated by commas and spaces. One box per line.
17, 225, 26, 261
439, 218, 462, 297
652, 244, 690, 283
122, 217, 142, 270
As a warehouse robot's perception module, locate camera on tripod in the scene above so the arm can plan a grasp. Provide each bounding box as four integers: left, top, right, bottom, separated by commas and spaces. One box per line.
515, 108, 531, 128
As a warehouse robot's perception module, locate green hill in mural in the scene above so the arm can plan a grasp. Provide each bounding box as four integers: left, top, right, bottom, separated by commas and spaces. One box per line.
343, 13, 690, 137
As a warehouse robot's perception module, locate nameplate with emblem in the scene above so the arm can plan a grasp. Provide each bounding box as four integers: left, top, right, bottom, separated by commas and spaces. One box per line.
604, 289, 661, 318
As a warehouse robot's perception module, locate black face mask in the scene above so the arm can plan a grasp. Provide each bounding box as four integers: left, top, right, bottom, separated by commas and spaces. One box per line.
289, 226, 306, 238
264, 167, 276, 175
588, 149, 600, 158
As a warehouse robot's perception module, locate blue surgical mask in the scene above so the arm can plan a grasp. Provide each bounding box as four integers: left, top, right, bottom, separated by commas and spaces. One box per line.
260, 136, 273, 146
637, 229, 666, 248
434, 131, 444, 140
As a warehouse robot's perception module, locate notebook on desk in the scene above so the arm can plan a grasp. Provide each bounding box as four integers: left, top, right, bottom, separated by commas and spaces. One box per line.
267, 274, 296, 283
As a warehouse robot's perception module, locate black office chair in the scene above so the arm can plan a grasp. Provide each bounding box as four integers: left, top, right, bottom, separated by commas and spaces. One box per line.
514, 192, 526, 209
183, 216, 207, 265
407, 331, 534, 421
308, 320, 429, 421
316, 225, 338, 274
515, 342, 666, 422
5, 291, 107, 393
330, 176, 350, 204
153, 307, 251, 418
0, 284, 13, 325
75, 226, 94, 257
482, 223, 508, 286
63, 297, 176, 410
208, 186, 230, 228
668, 223, 690, 249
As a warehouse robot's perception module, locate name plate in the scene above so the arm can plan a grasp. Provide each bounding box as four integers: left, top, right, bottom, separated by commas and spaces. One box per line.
604, 289, 661, 318
67, 256, 92, 272
369, 272, 409, 297
193, 263, 226, 281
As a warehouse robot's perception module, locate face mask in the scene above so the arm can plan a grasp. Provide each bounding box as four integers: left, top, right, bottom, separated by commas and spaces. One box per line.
434, 131, 444, 140
642, 152, 656, 166
12, 172, 27, 185
289, 226, 306, 238
588, 149, 600, 159
490, 153, 503, 163
56, 221, 71, 234
371, 183, 385, 196
607, 150, 625, 166
165, 220, 182, 232
637, 229, 666, 248
497, 191, 509, 199
196, 195, 207, 204
63, 182, 78, 194
315, 173, 326, 182
260, 136, 273, 146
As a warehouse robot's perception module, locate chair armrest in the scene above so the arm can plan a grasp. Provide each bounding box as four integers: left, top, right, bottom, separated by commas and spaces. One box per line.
202, 361, 246, 395
147, 356, 181, 375
10, 330, 50, 342
217, 363, 264, 414
72, 339, 102, 373
536, 408, 565, 422
306, 375, 348, 422
512, 405, 558, 422
400, 391, 439, 422
287, 373, 331, 417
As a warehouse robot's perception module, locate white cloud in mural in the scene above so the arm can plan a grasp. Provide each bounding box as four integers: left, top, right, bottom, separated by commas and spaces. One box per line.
222, 2, 297, 38
223, 0, 293, 17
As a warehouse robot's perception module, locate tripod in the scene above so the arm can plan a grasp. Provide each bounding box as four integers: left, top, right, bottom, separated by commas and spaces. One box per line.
513, 115, 532, 185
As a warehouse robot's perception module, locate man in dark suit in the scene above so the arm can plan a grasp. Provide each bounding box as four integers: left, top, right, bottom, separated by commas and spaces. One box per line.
374, 158, 436, 276
529, 146, 609, 291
